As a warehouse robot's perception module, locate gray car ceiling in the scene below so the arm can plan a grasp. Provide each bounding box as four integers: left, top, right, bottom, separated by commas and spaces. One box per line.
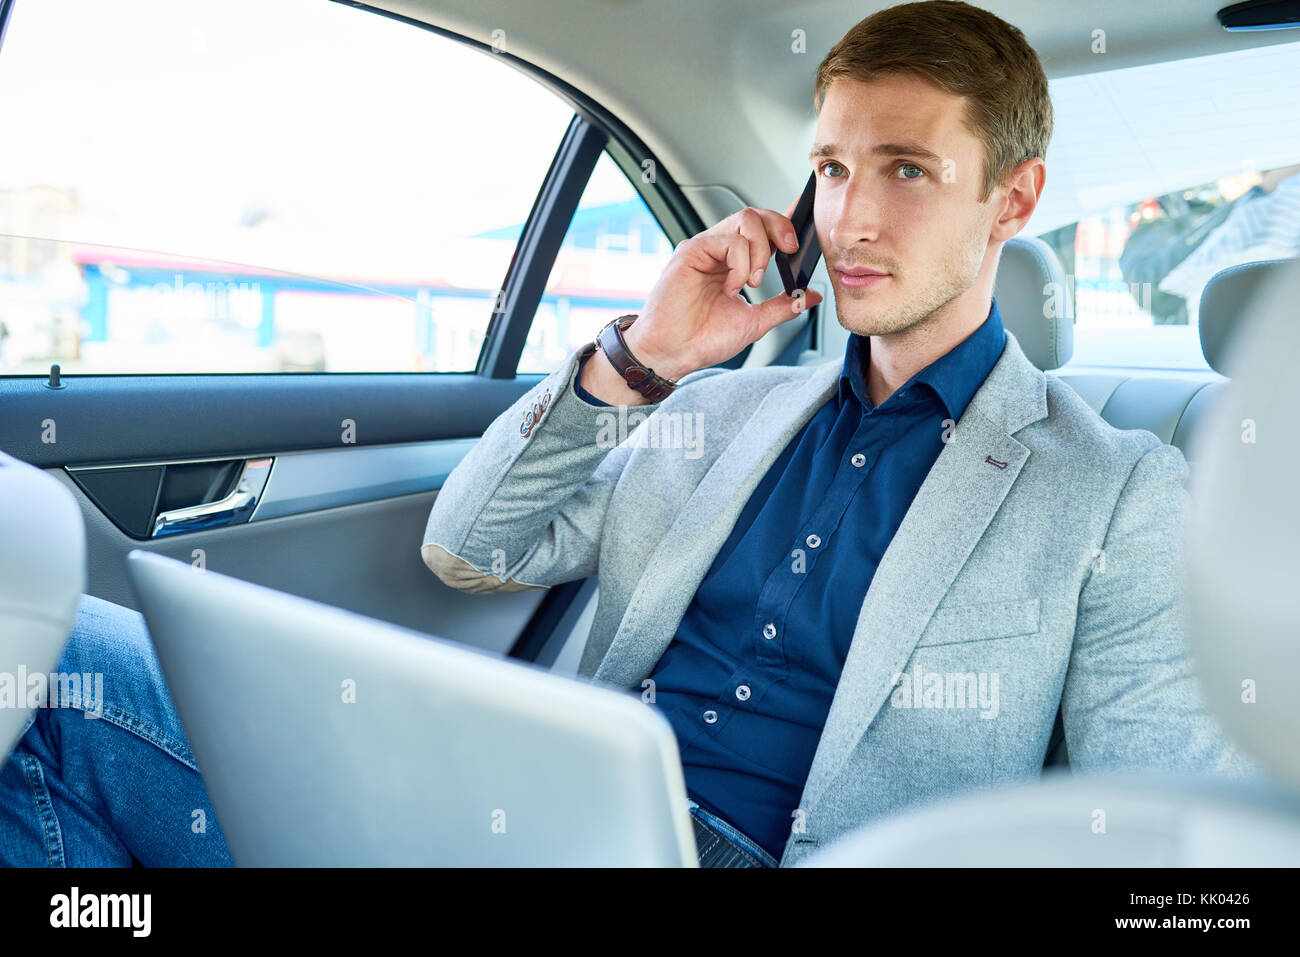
369, 0, 1298, 217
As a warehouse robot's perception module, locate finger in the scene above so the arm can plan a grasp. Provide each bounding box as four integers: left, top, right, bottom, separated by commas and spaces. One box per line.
750, 287, 824, 339
733, 208, 772, 288
695, 207, 798, 290
686, 231, 748, 296
722, 205, 798, 260
790, 287, 824, 316
722, 225, 752, 296
769, 205, 800, 255
694, 218, 758, 294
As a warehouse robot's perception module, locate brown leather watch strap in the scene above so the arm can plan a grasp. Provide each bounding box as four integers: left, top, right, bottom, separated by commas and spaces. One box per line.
595, 314, 678, 402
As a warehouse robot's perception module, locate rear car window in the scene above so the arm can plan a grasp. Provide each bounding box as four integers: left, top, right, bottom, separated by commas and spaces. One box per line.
0, 0, 573, 375
1028, 38, 1300, 373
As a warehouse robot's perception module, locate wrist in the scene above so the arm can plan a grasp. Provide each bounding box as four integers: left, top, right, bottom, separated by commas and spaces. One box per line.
578, 343, 657, 407
621, 320, 694, 383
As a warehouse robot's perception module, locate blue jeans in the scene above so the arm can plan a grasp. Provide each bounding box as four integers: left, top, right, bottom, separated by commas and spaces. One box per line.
688, 798, 779, 867
0, 594, 234, 866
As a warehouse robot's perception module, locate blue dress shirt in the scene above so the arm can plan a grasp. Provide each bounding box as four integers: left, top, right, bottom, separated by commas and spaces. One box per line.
574, 299, 1007, 859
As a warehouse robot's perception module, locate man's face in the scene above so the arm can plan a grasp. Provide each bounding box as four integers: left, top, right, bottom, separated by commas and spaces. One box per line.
811, 74, 1001, 337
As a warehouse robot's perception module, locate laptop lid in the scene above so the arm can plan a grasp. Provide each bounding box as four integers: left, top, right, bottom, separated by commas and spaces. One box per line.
125, 549, 696, 866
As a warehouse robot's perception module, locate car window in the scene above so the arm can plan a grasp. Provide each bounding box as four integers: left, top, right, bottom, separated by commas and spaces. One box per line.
516, 151, 675, 374
0, 0, 573, 375
1029, 38, 1300, 373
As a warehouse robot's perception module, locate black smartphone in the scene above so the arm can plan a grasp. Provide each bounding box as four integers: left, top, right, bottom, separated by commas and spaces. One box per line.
774, 170, 822, 298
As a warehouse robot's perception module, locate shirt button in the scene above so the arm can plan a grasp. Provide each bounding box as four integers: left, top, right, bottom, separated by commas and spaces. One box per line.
806, 533, 821, 549
762, 622, 777, 640
736, 685, 751, 701
851, 452, 866, 468
702, 709, 718, 724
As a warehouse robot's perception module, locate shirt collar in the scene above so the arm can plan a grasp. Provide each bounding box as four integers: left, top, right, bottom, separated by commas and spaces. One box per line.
838, 296, 1007, 421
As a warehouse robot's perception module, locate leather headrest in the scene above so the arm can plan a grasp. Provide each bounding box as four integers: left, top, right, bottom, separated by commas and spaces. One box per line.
994, 235, 1073, 371
1199, 259, 1297, 375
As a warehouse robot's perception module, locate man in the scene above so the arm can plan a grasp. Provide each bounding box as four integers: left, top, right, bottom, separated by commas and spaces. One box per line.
420, 0, 1257, 869
0, 0, 1254, 868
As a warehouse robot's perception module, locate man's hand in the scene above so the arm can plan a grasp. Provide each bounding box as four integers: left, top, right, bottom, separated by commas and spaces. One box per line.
580, 198, 823, 405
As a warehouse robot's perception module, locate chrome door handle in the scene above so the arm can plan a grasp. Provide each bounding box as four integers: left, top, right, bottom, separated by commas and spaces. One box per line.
152, 457, 274, 537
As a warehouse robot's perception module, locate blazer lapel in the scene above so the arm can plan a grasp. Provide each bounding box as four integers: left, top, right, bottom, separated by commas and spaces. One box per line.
591, 360, 842, 687
798, 330, 1049, 814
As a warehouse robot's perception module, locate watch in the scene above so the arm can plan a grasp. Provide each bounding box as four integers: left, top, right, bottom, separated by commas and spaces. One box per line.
594, 314, 678, 402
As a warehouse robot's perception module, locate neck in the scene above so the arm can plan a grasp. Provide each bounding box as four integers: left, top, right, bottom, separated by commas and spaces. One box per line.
865, 287, 993, 408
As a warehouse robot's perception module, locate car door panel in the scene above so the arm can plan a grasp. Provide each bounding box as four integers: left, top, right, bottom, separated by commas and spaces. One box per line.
1, 372, 547, 653
45, 464, 546, 655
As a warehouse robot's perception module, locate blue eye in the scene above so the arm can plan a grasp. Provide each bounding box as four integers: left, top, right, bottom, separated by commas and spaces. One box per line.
895, 163, 925, 180
819, 161, 845, 178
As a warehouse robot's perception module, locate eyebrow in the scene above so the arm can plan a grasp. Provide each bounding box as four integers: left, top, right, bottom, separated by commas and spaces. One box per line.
808, 141, 944, 164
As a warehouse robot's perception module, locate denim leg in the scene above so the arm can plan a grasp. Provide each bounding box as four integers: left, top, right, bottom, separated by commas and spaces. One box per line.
686, 798, 779, 868
0, 594, 234, 866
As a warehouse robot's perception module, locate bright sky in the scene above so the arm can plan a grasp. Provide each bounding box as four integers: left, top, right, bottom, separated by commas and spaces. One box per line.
0, 0, 630, 249
6, 0, 1298, 249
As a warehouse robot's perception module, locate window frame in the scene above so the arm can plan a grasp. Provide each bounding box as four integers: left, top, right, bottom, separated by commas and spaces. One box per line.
0, 0, 14, 54
332, 1, 742, 380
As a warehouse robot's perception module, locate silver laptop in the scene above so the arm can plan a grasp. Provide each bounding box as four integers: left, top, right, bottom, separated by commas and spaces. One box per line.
125, 549, 697, 867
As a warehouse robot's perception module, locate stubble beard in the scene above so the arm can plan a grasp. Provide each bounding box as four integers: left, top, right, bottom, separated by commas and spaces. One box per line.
834, 219, 990, 340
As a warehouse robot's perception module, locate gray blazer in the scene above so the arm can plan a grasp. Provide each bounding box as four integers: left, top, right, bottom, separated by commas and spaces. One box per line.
421, 329, 1259, 867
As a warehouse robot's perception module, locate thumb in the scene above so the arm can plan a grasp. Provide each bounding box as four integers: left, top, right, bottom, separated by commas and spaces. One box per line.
751, 287, 823, 339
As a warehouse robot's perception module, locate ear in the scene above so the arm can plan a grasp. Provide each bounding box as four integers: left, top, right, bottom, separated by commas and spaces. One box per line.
991, 158, 1045, 242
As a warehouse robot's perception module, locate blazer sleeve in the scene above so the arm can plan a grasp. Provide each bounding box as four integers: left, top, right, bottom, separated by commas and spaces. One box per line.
419, 346, 717, 594
1059, 440, 1268, 778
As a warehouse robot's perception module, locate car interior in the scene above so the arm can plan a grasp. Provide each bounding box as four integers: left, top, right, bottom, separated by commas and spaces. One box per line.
2, 0, 1299, 871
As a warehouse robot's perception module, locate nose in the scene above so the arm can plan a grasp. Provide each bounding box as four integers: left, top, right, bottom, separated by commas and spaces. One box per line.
825, 176, 883, 250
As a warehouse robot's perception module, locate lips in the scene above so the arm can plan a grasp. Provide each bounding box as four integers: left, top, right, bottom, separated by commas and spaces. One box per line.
835, 265, 891, 289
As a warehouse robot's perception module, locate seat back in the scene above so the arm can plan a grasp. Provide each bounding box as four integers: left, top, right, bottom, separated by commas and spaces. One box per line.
1183, 256, 1300, 791
1053, 258, 1297, 465
0, 451, 86, 760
